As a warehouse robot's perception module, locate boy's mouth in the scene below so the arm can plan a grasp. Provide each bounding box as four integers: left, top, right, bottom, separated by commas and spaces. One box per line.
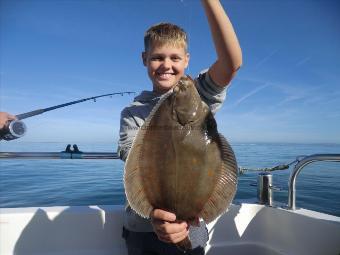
157, 72, 174, 80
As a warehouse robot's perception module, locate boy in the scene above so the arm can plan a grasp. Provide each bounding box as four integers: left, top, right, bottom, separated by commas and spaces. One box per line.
118, 1, 242, 254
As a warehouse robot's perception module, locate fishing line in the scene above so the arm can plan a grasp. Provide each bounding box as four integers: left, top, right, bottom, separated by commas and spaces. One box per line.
179, 0, 192, 74
0, 91, 135, 141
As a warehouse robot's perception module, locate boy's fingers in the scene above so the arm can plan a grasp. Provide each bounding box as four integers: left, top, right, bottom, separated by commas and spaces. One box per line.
158, 227, 189, 244
0, 113, 17, 121
7, 114, 17, 120
172, 230, 189, 244
151, 209, 176, 222
0, 112, 16, 128
154, 220, 188, 235
151, 209, 189, 244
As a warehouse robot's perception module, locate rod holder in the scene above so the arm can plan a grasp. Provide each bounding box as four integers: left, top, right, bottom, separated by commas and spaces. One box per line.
257, 172, 273, 206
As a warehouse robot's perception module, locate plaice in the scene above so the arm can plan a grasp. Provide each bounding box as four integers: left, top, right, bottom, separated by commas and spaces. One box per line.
124, 75, 238, 249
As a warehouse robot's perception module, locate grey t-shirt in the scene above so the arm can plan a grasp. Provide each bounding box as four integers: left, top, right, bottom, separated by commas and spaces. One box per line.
118, 70, 227, 232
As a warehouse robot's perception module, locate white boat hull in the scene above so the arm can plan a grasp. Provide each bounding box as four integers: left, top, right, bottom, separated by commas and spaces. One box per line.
1, 203, 339, 255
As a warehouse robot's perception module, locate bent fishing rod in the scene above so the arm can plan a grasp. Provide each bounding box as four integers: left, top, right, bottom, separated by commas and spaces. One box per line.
0, 91, 135, 141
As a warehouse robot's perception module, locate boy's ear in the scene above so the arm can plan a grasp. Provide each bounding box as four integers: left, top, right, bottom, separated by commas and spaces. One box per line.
142, 52, 147, 66
184, 53, 190, 68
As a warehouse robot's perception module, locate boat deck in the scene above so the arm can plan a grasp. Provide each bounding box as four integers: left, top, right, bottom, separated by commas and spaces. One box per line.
1, 203, 339, 255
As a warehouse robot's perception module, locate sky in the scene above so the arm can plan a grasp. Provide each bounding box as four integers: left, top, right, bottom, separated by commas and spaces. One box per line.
1, 0, 339, 144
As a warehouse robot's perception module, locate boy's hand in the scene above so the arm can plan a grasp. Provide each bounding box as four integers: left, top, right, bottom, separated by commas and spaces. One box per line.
0, 112, 16, 129
151, 209, 189, 244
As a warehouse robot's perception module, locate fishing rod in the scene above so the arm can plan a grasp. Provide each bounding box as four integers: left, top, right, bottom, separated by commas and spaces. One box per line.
0, 91, 135, 141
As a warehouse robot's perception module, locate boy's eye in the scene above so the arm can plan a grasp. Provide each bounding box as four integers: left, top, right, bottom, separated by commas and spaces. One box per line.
172, 56, 181, 61
151, 56, 163, 61
150, 55, 182, 62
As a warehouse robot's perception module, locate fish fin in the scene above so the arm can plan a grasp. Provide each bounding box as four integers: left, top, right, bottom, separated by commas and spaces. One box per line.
124, 116, 152, 218
198, 134, 238, 223
124, 89, 174, 218
144, 88, 174, 127
124, 137, 152, 218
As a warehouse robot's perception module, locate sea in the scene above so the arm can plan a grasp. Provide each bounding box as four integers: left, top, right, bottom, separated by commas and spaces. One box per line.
0, 142, 339, 217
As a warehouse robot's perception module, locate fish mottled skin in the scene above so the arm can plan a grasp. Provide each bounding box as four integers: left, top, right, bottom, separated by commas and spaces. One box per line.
124, 75, 238, 249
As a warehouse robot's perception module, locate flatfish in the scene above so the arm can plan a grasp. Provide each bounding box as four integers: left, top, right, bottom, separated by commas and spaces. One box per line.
124, 75, 238, 249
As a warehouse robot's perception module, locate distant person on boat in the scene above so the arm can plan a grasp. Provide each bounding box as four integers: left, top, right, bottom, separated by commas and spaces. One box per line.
0, 112, 16, 130
118, 0, 242, 254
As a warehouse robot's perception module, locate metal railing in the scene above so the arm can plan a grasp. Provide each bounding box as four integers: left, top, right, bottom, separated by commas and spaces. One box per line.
288, 154, 340, 210
0, 144, 119, 160
0, 152, 119, 160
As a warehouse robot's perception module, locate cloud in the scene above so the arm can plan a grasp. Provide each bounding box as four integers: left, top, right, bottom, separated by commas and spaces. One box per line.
237, 75, 328, 108
254, 49, 279, 69
295, 56, 311, 67
232, 82, 270, 107
274, 83, 331, 107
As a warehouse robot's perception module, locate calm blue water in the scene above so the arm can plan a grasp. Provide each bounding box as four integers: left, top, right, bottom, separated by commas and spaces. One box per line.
1, 142, 339, 216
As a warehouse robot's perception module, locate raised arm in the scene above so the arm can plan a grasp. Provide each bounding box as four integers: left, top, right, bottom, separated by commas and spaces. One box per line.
201, 0, 242, 87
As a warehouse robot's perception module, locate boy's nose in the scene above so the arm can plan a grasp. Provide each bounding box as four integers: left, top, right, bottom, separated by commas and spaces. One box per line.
162, 58, 172, 69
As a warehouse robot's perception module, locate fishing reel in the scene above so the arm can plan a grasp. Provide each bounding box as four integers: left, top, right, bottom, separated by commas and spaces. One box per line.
0, 120, 27, 141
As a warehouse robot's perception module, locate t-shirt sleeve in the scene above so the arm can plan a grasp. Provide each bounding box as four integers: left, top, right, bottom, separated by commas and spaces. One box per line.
195, 69, 227, 114
117, 107, 139, 161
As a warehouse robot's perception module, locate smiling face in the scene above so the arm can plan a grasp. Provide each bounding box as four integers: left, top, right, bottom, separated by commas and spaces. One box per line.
142, 43, 190, 94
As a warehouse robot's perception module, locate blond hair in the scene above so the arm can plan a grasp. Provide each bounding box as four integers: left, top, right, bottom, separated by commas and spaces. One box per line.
144, 23, 188, 52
